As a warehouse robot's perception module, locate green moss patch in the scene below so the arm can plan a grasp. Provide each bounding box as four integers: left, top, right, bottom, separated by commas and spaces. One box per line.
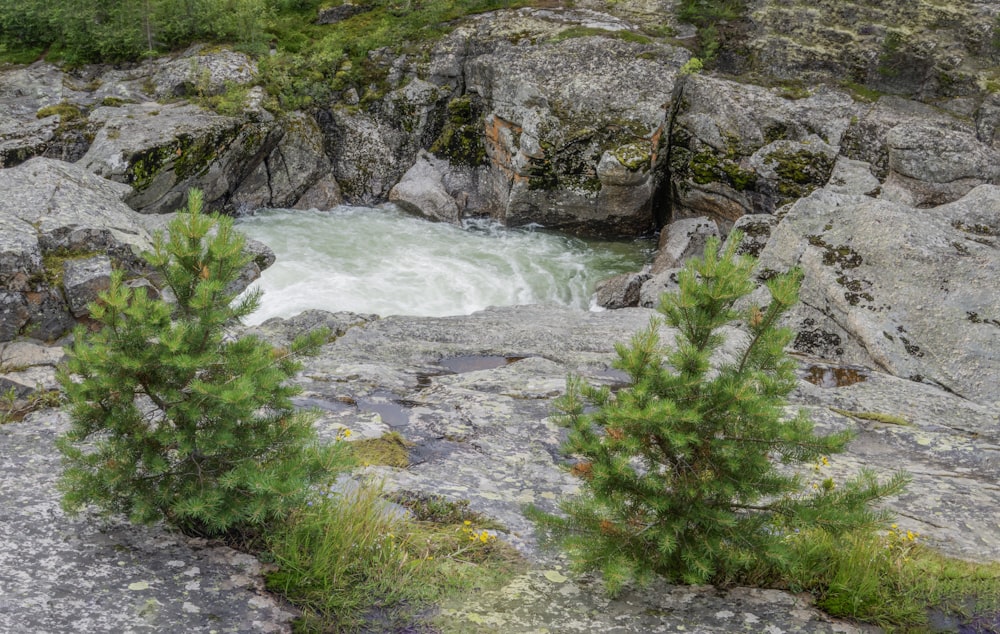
350, 431, 412, 468
40, 249, 101, 289
36, 102, 83, 122
127, 126, 240, 190
430, 96, 486, 167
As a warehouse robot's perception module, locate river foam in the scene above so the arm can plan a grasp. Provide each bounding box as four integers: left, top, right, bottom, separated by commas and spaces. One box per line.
237, 206, 650, 324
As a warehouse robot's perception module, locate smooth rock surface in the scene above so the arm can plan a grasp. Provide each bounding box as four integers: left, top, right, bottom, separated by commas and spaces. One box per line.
757, 185, 1000, 407
0, 412, 296, 633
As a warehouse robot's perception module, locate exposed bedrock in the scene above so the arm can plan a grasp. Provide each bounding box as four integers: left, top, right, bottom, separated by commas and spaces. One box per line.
0, 158, 271, 343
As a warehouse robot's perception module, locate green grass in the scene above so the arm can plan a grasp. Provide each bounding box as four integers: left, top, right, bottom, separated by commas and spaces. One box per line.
350, 431, 413, 468
548, 26, 651, 45
265, 482, 524, 632
259, 0, 533, 110
783, 526, 1000, 629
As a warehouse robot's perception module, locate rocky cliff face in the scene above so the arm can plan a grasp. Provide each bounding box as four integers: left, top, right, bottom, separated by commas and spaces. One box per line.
745, 0, 1000, 103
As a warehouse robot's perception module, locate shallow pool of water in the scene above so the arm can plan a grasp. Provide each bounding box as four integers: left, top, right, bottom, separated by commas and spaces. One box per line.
237, 206, 651, 324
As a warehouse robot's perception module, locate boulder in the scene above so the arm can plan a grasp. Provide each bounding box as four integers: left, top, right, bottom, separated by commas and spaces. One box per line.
62, 255, 112, 318
651, 216, 719, 273
0, 158, 151, 341
78, 101, 276, 215
639, 268, 682, 308
317, 3, 368, 24
756, 185, 1000, 407
0, 63, 98, 167
292, 174, 344, 210
464, 30, 686, 236
148, 48, 257, 100
880, 122, 1000, 207
0, 158, 268, 342
389, 151, 462, 223
593, 271, 650, 309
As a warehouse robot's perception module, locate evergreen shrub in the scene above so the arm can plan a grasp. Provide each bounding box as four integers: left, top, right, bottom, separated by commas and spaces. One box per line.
531, 234, 908, 595
57, 189, 347, 536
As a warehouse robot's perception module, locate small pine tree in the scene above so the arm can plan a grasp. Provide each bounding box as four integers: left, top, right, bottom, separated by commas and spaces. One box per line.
532, 234, 908, 594
57, 189, 347, 536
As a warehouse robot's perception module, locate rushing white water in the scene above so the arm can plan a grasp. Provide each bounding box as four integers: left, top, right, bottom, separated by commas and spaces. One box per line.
236, 206, 651, 325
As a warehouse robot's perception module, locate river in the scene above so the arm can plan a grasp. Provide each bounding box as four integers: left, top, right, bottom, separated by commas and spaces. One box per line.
236, 206, 651, 324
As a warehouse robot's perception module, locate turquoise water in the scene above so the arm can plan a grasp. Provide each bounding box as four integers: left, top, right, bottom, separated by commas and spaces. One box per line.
237, 206, 651, 324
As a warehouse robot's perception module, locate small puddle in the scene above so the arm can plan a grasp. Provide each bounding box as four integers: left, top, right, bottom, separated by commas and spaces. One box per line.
439, 355, 526, 373
803, 364, 869, 388
292, 396, 355, 413
356, 390, 411, 427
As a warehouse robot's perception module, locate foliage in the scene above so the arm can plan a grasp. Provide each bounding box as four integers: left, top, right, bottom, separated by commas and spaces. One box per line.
530, 234, 908, 595
678, 57, 704, 76
57, 189, 347, 537
266, 481, 524, 632
674, 0, 746, 61
0, 387, 62, 425
786, 525, 1000, 628
0, 0, 272, 64
258, 0, 532, 111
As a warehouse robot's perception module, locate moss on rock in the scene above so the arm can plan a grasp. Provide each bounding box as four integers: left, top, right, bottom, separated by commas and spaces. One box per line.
430, 96, 486, 168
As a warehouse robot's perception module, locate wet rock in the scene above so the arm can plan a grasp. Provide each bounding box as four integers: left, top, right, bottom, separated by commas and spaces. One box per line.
4, 290, 998, 632
594, 271, 650, 309
388, 151, 463, 223
292, 173, 344, 211
269, 302, 997, 629
651, 215, 719, 273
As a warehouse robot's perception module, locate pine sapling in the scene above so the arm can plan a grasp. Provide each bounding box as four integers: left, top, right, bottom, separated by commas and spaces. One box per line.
57, 189, 348, 536
531, 233, 908, 594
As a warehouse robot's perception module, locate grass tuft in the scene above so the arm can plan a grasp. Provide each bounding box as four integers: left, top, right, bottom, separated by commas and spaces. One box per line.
266, 482, 524, 632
